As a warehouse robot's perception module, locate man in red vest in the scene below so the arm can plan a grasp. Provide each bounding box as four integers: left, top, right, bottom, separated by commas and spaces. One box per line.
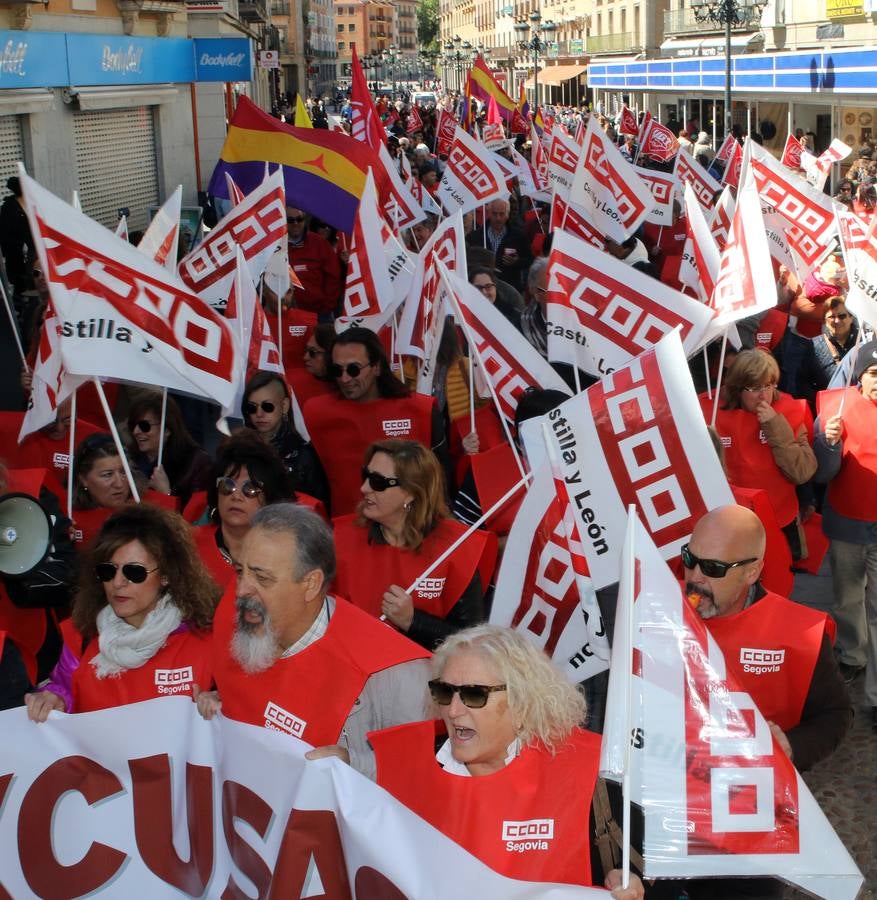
683, 504, 851, 771
814, 338, 877, 732
285, 206, 341, 317
302, 327, 445, 516
196, 503, 429, 779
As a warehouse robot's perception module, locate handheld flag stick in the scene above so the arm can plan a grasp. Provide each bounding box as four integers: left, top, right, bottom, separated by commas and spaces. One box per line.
531, 197, 545, 234
572, 361, 582, 395
156, 387, 168, 469
710, 327, 729, 427
482, 205, 487, 249
403, 470, 532, 596
468, 352, 477, 436
703, 346, 712, 401
0, 277, 28, 369
66, 388, 77, 522
92, 377, 140, 504
621, 506, 636, 891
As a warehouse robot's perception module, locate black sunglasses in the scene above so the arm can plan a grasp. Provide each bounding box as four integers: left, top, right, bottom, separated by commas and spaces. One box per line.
330, 362, 372, 379
216, 476, 264, 498
287, 216, 305, 224
95, 562, 158, 584
428, 679, 507, 709
131, 419, 158, 433
680, 544, 757, 579
361, 466, 400, 492
304, 346, 325, 358
244, 400, 277, 415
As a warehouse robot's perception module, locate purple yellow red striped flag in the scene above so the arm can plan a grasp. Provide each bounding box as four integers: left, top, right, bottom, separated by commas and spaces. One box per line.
467, 56, 516, 125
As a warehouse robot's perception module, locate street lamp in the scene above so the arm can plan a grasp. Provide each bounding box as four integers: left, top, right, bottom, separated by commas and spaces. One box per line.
691, 0, 766, 139
383, 44, 398, 97
443, 35, 473, 92
514, 11, 557, 110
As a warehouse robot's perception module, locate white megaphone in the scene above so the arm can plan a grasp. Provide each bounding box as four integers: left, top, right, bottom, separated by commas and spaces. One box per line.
0, 493, 52, 577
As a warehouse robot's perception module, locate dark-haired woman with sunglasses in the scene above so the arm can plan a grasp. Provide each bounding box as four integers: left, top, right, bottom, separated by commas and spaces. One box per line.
25, 504, 219, 719
241, 371, 328, 506
126, 389, 212, 510
332, 440, 495, 650
369, 624, 644, 897
285, 323, 337, 409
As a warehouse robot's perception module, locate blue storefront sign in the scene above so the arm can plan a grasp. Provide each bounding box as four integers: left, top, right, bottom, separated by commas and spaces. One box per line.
194, 37, 253, 82
0, 31, 68, 88
0, 30, 252, 88
589, 47, 877, 94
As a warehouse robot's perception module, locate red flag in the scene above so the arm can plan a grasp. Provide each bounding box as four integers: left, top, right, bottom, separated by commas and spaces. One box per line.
639, 117, 679, 162
435, 109, 457, 157
510, 84, 530, 135
636, 109, 652, 146
350, 45, 385, 149
573, 118, 585, 147
714, 133, 738, 164
405, 103, 423, 135
781, 133, 804, 170
620, 105, 638, 136
721, 139, 743, 189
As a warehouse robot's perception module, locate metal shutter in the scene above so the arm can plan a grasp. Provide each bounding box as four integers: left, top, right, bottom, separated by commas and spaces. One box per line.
0, 116, 24, 188
73, 106, 159, 232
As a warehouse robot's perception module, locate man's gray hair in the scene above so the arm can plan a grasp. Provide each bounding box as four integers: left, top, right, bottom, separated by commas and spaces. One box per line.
528, 256, 548, 291
250, 503, 336, 584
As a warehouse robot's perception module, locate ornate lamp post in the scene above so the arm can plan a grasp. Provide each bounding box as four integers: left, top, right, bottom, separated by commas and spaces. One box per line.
443, 34, 473, 92
514, 11, 556, 110
691, 0, 766, 138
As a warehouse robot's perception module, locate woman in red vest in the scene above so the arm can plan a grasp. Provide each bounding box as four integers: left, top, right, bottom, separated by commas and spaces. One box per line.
370, 625, 643, 896
333, 440, 494, 650
712, 350, 816, 559
24, 504, 219, 719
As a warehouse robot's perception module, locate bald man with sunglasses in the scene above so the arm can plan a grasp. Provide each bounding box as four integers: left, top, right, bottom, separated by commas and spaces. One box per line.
683, 505, 851, 772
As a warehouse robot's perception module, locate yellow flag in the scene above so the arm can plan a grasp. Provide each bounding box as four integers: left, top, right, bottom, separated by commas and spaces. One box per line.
294, 94, 313, 129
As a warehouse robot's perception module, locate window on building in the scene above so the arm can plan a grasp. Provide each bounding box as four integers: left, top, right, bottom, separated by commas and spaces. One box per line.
634, 5, 640, 42
338, 40, 345, 49
348, 22, 354, 29
596, 12, 601, 33
337, 22, 344, 31
621, 7, 626, 32
608, 10, 613, 32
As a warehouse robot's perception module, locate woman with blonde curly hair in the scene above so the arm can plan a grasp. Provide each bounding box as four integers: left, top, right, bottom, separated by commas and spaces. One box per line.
332, 440, 495, 649
714, 349, 816, 559
25, 504, 220, 719
369, 625, 643, 897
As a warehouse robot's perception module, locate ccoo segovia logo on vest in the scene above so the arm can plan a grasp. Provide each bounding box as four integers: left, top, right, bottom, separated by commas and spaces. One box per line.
154, 666, 194, 695
740, 647, 785, 674
263, 701, 307, 738
502, 818, 555, 853
382, 418, 412, 437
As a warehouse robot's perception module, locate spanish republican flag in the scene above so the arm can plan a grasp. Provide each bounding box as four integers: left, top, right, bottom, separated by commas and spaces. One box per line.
207, 96, 377, 233
467, 56, 516, 125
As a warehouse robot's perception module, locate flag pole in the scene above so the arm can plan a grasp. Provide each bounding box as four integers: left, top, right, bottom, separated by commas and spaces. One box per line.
66, 388, 77, 522
0, 277, 28, 369
703, 345, 712, 401
156, 387, 168, 469
621, 504, 636, 891
468, 352, 476, 436
403, 470, 532, 596
710, 327, 729, 428
92, 377, 140, 503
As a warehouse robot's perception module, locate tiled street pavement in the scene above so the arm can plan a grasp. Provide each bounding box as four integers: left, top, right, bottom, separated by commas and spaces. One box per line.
784, 562, 876, 899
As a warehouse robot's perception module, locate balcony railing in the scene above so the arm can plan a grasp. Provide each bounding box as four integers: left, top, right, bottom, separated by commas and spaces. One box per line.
586, 32, 634, 53
663, 7, 758, 33
238, 0, 268, 21
270, 0, 288, 13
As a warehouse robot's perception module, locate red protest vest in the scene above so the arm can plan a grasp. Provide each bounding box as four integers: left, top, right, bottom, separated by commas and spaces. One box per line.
817, 387, 877, 522
730, 484, 794, 598
15, 416, 103, 486
192, 524, 235, 589
372, 720, 599, 886
712, 393, 812, 526
332, 516, 492, 619
268, 307, 317, 368
753, 308, 789, 352
303, 392, 435, 516
704, 590, 832, 732
212, 588, 429, 746
61, 618, 214, 713
470, 443, 527, 537
448, 405, 508, 487
285, 366, 336, 410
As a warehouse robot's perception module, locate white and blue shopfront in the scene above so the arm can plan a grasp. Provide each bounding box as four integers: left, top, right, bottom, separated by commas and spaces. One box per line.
0, 31, 253, 230
589, 47, 877, 173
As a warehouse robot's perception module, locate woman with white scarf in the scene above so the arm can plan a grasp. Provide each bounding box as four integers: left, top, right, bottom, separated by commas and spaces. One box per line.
25, 504, 219, 718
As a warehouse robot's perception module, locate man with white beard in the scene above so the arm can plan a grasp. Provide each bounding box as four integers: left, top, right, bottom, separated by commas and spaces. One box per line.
196, 503, 430, 779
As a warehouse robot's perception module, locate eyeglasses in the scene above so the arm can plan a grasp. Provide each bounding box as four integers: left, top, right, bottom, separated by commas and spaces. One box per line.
827, 313, 850, 321
244, 400, 276, 415
94, 562, 158, 584
473, 281, 496, 292
304, 346, 326, 358
428, 679, 508, 709
216, 476, 264, 499
131, 419, 159, 433
742, 384, 776, 394
287, 216, 305, 224
361, 466, 400, 491
680, 544, 757, 579
330, 362, 372, 379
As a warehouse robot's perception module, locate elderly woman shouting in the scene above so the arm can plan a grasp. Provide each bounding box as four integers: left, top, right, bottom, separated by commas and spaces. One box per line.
369, 625, 644, 897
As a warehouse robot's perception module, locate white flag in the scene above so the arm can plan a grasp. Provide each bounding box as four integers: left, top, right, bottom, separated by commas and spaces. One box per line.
138, 186, 182, 272
437, 124, 508, 215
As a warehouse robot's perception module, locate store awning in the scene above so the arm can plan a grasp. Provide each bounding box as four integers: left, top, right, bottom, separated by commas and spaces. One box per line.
700, 32, 764, 55
524, 63, 588, 89
660, 37, 704, 58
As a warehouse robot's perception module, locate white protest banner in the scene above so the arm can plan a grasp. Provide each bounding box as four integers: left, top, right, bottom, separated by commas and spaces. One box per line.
749, 139, 836, 268
178, 167, 286, 309
492, 460, 610, 683
138, 186, 182, 272
545, 330, 734, 588
550, 190, 605, 249
710, 186, 735, 251
0, 698, 608, 898
376, 140, 428, 229
572, 116, 652, 242
675, 150, 721, 212
683, 182, 720, 304
21, 170, 242, 410
546, 129, 582, 194
441, 265, 571, 423
341, 168, 415, 331
437, 124, 508, 215
836, 205, 877, 329
600, 514, 863, 899
638, 168, 677, 226
545, 230, 715, 377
